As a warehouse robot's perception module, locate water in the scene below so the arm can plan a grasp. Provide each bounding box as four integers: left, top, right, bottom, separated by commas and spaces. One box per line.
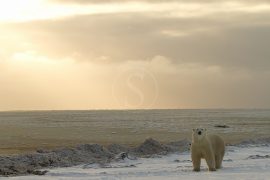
0, 109, 269, 154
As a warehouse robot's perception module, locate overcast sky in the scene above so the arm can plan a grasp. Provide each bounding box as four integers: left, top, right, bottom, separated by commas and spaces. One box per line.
0, 0, 270, 110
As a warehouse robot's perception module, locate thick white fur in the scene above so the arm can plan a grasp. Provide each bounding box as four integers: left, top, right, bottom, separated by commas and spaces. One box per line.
191, 128, 225, 171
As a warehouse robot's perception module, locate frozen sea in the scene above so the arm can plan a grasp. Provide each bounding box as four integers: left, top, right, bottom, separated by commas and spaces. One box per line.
9, 144, 270, 180
0, 109, 269, 179
0, 109, 270, 154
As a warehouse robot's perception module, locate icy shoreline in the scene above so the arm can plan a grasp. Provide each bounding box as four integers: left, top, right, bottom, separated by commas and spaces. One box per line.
10, 143, 270, 180
1, 137, 269, 177
0, 138, 190, 177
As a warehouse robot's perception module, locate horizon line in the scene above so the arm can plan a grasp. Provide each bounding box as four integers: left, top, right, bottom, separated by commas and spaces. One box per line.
0, 108, 269, 112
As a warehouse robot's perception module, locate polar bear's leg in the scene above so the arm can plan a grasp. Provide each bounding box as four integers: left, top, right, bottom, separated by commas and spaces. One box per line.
192, 154, 201, 171
215, 155, 222, 169
205, 150, 216, 171
206, 157, 216, 171
191, 146, 201, 171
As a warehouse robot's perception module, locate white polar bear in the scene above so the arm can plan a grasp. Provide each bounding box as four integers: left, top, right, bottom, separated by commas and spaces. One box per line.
191, 128, 225, 171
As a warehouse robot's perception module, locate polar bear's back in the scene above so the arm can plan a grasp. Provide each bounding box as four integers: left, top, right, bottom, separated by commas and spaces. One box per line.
207, 134, 225, 155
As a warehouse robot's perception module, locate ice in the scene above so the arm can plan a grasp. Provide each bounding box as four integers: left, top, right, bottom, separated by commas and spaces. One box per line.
9, 145, 270, 180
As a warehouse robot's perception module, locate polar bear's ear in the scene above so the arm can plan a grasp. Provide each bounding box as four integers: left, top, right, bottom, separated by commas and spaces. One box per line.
204, 128, 207, 131
192, 128, 195, 132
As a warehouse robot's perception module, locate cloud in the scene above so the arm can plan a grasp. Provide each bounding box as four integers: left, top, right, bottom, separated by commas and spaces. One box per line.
0, 51, 270, 110
50, 0, 201, 4
50, 0, 270, 4
1, 0, 270, 109
2, 0, 270, 22
5, 6, 270, 70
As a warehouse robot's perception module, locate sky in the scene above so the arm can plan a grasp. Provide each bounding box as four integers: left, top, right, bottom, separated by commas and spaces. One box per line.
0, 0, 270, 110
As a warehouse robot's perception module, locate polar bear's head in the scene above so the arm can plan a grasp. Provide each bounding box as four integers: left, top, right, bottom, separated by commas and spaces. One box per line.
192, 128, 207, 142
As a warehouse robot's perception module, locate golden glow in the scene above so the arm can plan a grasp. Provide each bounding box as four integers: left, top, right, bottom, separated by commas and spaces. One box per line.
0, 1, 270, 22
0, 0, 159, 22
0, 0, 45, 22
0, 0, 270, 110
11, 51, 59, 65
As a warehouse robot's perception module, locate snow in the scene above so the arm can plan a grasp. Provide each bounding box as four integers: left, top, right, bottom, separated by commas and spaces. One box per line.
9, 145, 270, 180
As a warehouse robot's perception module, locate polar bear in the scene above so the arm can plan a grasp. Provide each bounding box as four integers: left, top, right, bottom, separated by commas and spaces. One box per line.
191, 128, 225, 171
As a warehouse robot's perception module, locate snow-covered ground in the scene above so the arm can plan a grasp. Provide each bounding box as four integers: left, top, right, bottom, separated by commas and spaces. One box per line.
9, 145, 270, 180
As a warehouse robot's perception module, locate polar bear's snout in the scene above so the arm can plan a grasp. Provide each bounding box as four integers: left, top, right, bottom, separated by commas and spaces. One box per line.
193, 128, 205, 136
